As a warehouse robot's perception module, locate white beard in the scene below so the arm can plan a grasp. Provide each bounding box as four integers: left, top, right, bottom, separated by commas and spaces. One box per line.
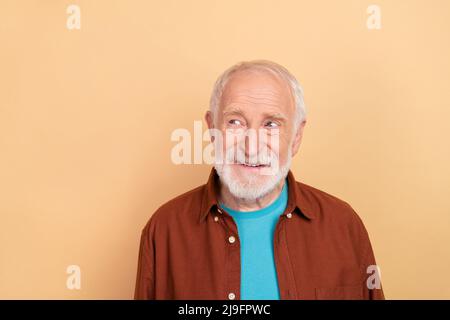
214, 147, 292, 201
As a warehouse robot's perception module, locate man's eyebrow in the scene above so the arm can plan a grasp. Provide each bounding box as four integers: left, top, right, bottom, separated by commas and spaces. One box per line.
262, 112, 288, 121
222, 106, 245, 117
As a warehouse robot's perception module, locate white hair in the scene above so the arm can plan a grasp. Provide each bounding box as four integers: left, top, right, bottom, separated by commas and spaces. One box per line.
209, 60, 307, 129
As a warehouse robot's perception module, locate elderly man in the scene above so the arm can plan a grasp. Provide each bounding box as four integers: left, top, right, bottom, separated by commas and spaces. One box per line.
134, 60, 384, 300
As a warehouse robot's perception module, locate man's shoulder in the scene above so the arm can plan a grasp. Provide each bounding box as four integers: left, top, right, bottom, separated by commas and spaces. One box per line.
157, 184, 206, 213
295, 180, 365, 226
142, 183, 207, 231
296, 180, 351, 208
295, 180, 372, 248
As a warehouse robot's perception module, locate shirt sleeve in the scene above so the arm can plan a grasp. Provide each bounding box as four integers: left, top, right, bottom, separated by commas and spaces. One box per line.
356, 213, 385, 300
134, 222, 155, 300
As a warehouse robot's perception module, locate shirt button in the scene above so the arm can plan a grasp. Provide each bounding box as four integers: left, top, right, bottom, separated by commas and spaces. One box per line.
228, 236, 236, 244
228, 292, 236, 300
214, 216, 219, 222
286, 212, 293, 219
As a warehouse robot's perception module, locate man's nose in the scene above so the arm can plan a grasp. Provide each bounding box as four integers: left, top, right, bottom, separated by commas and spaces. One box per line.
243, 128, 265, 158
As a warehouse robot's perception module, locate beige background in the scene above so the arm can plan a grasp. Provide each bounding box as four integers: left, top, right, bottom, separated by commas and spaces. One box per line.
1, 0, 450, 299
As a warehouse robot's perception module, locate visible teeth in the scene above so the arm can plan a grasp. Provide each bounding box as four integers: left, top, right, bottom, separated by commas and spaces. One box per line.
243, 163, 262, 167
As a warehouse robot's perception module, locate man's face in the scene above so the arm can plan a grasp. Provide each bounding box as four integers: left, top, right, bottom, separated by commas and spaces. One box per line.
206, 70, 305, 200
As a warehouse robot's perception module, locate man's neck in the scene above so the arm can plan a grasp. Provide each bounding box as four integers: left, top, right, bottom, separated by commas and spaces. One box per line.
219, 179, 286, 212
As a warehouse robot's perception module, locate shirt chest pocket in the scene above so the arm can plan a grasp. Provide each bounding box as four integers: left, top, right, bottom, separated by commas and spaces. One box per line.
315, 285, 363, 300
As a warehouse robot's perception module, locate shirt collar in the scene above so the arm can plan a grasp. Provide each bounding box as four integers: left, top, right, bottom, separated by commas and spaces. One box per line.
198, 168, 316, 223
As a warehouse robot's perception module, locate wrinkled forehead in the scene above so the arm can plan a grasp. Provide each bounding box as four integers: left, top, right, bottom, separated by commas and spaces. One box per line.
219, 69, 296, 116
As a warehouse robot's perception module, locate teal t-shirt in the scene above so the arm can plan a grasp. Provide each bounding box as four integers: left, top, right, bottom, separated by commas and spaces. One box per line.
220, 181, 288, 300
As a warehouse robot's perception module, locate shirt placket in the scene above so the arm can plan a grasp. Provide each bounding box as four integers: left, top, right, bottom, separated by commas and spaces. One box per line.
273, 209, 299, 300
215, 206, 241, 300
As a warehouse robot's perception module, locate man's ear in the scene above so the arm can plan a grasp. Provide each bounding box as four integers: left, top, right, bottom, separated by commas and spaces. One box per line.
291, 120, 307, 157
205, 111, 214, 130
205, 111, 215, 143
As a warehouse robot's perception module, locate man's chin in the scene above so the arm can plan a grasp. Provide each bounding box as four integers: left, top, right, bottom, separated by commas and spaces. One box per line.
215, 162, 289, 198
228, 168, 274, 187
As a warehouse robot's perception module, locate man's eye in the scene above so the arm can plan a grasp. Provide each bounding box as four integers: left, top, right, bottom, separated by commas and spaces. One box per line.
228, 119, 243, 126
265, 121, 279, 128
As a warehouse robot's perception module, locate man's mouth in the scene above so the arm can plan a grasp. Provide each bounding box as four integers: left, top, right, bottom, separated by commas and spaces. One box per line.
238, 162, 270, 168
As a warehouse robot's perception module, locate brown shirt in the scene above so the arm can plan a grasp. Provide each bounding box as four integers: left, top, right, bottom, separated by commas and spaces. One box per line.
134, 168, 385, 300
